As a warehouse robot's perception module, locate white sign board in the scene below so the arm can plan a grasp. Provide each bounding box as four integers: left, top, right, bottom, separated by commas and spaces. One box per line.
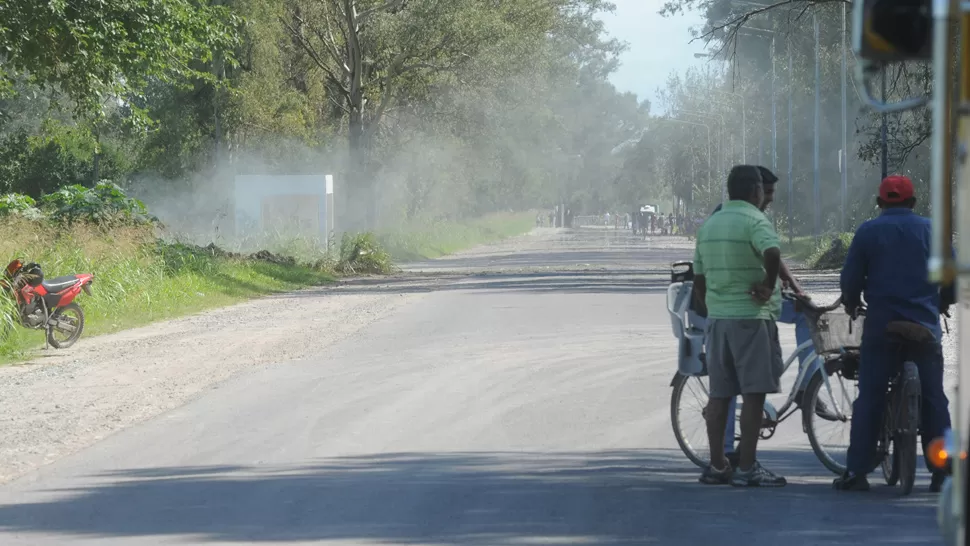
325, 174, 334, 195
234, 174, 329, 238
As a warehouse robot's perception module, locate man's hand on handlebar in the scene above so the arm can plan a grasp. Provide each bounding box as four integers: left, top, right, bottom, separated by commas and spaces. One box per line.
782, 276, 805, 297
844, 303, 866, 320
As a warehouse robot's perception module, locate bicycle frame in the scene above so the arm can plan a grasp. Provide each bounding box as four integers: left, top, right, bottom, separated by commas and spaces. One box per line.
692, 338, 826, 429
752, 339, 825, 429
813, 347, 857, 424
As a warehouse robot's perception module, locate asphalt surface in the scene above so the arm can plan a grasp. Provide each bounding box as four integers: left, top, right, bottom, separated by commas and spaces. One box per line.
0, 228, 945, 545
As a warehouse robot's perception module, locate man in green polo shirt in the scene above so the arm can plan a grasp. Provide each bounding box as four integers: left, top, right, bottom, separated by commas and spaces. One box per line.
692, 164, 786, 488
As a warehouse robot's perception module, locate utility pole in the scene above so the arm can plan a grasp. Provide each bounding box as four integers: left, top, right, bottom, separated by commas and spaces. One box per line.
881, 71, 889, 179
770, 34, 777, 173
787, 36, 794, 245
813, 12, 821, 241
841, 2, 849, 232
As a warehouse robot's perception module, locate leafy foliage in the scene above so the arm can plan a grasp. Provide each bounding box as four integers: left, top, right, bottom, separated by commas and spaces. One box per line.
336, 233, 393, 275
808, 232, 855, 270
0, 0, 241, 121
2, 0, 650, 235
0, 194, 43, 220
41, 182, 155, 226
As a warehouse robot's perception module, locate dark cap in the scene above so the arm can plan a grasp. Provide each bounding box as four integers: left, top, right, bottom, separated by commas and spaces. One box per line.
757, 166, 778, 184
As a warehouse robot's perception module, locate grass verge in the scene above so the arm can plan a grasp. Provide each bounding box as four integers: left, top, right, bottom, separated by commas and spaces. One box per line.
780, 235, 817, 265
0, 218, 334, 363
379, 212, 535, 261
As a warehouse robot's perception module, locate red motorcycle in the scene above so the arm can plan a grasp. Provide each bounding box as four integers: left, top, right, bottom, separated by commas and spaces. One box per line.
1, 259, 94, 349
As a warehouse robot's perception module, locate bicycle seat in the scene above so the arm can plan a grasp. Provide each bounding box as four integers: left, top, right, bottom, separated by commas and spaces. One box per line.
886, 321, 935, 343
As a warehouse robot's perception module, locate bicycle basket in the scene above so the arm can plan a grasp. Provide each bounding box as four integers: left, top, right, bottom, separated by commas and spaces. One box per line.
807, 310, 865, 355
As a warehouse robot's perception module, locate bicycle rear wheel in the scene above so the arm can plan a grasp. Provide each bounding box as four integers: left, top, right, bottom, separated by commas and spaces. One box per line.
896, 361, 921, 496
881, 409, 900, 486
670, 373, 741, 468
670, 373, 711, 468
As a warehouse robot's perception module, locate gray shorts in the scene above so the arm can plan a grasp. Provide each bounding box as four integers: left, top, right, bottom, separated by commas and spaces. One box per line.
706, 318, 784, 398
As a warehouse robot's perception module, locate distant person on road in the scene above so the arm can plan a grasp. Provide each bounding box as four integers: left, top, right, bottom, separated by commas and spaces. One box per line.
693, 165, 787, 487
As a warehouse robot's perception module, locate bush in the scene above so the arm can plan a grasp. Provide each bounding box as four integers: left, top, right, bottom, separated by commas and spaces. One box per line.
0, 193, 44, 220
336, 233, 393, 275
808, 232, 855, 269
41, 182, 157, 226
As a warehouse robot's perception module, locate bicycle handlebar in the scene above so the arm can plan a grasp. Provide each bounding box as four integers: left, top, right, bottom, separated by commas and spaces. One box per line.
781, 290, 853, 315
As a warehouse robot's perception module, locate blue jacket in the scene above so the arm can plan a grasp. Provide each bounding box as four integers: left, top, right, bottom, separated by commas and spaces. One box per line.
840, 208, 950, 341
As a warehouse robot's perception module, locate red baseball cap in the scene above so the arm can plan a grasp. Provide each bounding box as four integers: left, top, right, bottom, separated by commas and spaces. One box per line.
879, 175, 914, 203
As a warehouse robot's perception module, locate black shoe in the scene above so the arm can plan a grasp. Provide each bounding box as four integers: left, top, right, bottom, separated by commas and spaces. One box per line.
930, 472, 946, 493
731, 461, 787, 487
726, 452, 741, 470
833, 471, 870, 491
699, 464, 732, 485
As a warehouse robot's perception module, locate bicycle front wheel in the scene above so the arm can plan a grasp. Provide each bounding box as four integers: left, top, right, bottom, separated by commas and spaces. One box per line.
804, 368, 857, 475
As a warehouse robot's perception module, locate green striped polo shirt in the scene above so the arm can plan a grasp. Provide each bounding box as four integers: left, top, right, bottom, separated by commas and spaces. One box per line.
694, 199, 782, 320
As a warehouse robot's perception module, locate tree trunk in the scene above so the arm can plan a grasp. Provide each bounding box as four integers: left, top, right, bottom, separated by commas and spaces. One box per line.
92, 125, 100, 185
347, 106, 378, 231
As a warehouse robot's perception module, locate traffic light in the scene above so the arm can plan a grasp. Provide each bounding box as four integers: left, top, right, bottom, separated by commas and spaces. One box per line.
853, 0, 933, 62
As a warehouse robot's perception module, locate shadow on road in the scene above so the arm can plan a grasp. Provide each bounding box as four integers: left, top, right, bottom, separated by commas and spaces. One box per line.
0, 449, 940, 545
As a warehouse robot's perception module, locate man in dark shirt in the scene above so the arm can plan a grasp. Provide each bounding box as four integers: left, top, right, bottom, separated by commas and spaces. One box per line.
835, 175, 952, 492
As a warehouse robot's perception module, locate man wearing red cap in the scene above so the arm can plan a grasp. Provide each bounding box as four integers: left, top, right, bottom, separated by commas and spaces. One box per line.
835, 174, 954, 492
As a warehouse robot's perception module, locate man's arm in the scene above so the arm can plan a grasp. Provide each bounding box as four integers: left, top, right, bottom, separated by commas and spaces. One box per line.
691, 237, 708, 316
762, 248, 782, 289
840, 226, 867, 311
778, 260, 803, 294
693, 274, 708, 317
750, 218, 782, 302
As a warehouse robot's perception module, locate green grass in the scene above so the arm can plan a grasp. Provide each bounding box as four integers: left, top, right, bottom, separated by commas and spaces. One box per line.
379, 212, 535, 261
780, 236, 817, 265
0, 218, 334, 363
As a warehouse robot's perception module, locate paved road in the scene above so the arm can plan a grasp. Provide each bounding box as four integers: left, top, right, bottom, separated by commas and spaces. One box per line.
0, 229, 943, 545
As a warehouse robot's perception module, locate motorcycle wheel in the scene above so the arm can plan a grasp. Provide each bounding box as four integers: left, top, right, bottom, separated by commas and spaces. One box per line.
47, 302, 84, 349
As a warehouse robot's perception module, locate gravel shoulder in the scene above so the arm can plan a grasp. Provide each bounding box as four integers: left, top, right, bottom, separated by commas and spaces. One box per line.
0, 229, 569, 485
0, 279, 437, 484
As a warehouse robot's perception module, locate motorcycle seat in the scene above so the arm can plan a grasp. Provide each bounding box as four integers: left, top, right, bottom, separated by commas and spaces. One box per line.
42, 275, 80, 293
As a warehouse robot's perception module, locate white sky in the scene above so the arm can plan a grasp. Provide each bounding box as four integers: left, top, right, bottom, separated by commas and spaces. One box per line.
598, 1, 709, 112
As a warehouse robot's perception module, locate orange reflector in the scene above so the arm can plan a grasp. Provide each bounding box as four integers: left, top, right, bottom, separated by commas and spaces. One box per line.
928, 437, 949, 470
928, 437, 968, 470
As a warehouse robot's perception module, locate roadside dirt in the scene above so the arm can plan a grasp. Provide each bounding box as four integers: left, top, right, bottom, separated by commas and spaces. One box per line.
0, 229, 563, 485
0, 280, 441, 484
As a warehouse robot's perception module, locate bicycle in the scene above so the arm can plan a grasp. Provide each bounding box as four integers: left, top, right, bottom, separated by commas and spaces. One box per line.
666, 262, 859, 471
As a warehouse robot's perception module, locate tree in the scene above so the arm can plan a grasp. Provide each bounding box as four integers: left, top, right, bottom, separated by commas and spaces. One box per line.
0, 0, 240, 120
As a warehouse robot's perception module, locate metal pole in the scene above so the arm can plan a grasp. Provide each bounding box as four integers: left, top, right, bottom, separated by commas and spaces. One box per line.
813, 12, 821, 240
840, 2, 849, 233
881, 71, 889, 179
741, 96, 747, 163
787, 36, 793, 245
771, 35, 777, 173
